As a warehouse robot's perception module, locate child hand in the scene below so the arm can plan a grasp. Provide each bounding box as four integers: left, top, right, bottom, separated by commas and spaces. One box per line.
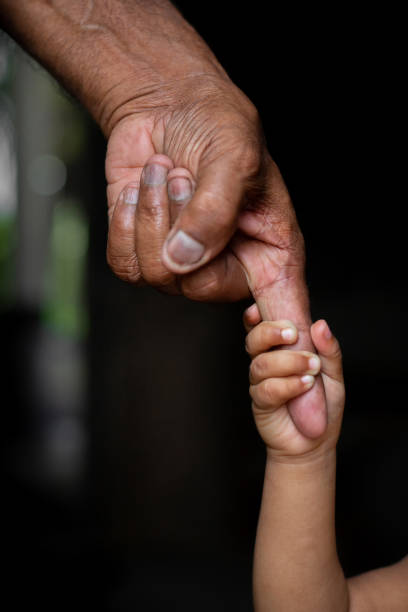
245, 317, 345, 459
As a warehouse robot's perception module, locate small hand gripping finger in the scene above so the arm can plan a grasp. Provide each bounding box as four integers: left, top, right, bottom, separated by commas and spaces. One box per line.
249, 350, 321, 385
243, 303, 262, 333
250, 375, 316, 411
310, 319, 343, 383
245, 320, 298, 357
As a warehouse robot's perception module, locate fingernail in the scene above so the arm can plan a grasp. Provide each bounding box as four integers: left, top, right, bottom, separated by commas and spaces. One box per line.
123, 186, 139, 205
143, 163, 168, 186
324, 321, 332, 340
281, 327, 296, 342
166, 230, 205, 266
301, 375, 315, 386
308, 356, 320, 373
168, 177, 192, 201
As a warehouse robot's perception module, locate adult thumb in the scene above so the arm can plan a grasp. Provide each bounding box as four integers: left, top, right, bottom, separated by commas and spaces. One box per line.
162, 152, 254, 274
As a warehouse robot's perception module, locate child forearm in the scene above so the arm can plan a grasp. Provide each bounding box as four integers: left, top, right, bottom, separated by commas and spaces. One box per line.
246, 317, 407, 611
253, 449, 349, 612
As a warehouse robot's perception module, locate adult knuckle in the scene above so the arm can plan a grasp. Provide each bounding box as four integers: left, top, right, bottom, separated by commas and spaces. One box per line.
138, 198, 162, 220
107, 252, 141, 284
181, 267, 222, 301
111, 209, 135, 236
142, 263, 174, 288
238, 143, 262, 177
243, 98, 260, 124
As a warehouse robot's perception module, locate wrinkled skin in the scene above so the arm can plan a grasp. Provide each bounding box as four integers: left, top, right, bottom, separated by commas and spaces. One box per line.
105, 75, 326, 438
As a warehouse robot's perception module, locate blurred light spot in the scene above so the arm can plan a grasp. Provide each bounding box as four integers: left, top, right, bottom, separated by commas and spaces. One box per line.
43, 200, 89, 337
51, 201, 89, 260
28, 154, 67, 196
0, 106, 17, 216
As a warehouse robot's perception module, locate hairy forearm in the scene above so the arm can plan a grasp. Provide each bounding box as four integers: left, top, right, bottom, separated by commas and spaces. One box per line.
0, 0, 226, 135
253, 450, 349, 612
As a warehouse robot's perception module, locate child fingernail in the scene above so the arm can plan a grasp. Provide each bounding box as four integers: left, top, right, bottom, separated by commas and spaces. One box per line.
324, 321, 332, 340
308, 356, 320, 373
281, 327, 296, 342
301, 375, 315, 386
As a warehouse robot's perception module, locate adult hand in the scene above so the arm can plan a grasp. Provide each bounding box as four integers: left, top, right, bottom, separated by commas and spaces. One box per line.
0, 0, 326, 436
108, 137, 327, 437
105, 73, 261, 301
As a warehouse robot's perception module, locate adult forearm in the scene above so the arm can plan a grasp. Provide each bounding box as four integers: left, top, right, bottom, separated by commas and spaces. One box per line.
253, 450, 349, 612
0, 0, 227, 135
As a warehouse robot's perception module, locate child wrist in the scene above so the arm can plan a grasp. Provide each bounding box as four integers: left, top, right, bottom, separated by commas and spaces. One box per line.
265, 445, 337, 473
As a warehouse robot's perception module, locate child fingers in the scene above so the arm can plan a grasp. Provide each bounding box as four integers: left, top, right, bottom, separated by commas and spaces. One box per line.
249, 349, 320, 384
243, 303, 262, 333
250, 375, 315, 410
310, 319, 343, 383
245, 320, 298, 357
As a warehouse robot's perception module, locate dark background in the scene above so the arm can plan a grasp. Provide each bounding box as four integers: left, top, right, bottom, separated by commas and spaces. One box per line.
1, 3, 407, 610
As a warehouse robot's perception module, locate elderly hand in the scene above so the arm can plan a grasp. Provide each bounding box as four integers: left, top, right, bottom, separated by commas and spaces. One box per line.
105, 73, 265, 301
0, 0, 327, 436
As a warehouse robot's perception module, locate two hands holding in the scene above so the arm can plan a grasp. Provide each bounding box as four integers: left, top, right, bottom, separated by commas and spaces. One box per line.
105, 75, 407, 611
0, 0, 326, 435
107, 145, 334, 443
2, 1, 406, 610
107, 138, 351, 612
109, 148, 356, 611
106, 123, 327, 441
105, 86, 408, 612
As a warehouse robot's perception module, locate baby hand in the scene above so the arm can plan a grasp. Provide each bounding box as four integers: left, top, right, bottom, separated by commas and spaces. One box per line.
246, 318, 345, 459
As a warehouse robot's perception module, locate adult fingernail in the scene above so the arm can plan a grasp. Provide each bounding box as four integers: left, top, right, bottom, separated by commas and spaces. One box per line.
123, 185, 139, 205
308, 356, 320, 373
281, 327, 296, 342
143, 163, 168, 186
166, 230, 204, 265
168, 177, 192, 201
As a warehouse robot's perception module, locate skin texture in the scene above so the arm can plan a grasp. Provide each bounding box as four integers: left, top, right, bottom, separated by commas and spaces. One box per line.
0, 0, 326, 437
2, 3, 406, 605
247, 318, 408, 611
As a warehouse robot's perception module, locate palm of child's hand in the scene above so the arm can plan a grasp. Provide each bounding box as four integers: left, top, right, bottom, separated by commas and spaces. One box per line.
247, 319, 345, 458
